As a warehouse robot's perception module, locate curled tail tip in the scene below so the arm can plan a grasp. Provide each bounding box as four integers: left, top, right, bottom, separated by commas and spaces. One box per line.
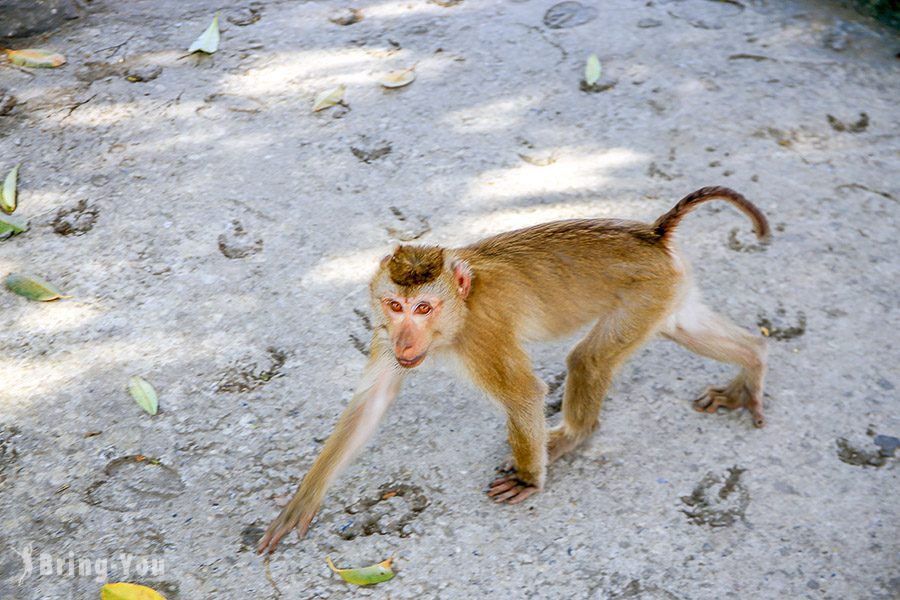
654, 186, 771, 243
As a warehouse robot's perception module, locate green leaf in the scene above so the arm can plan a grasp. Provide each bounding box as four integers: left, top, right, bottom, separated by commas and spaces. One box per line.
312, 85, 345, 112
326, 556, 395, 586
6, 48, 66, 68
584, 54, 601, 86
4, 273, 68, 301
1, 163, 20, 214
0, 212, 28, 236
101, 582, 168, 600
188, 14, 220, 54
128, 376, 159, 416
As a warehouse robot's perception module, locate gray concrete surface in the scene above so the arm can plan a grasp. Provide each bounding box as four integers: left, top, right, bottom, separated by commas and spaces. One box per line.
1, 1, 898, 598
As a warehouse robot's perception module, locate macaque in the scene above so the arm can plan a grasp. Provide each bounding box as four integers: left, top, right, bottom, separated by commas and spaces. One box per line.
257, 186, 769, 554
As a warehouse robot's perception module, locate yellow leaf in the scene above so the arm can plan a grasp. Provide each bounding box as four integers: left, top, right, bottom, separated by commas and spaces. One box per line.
312, 85, 345, 112
326, 556, 395, 586
100, 582, 167, 600
7, 48, 66, 68
381, 69, 415, 89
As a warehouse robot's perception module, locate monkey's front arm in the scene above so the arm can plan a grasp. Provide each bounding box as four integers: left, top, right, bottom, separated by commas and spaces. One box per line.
257, 346, 404, 554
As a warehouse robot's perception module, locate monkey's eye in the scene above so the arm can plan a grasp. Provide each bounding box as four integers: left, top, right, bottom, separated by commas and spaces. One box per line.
414, 303, 432, 315
387, 300, 403, 313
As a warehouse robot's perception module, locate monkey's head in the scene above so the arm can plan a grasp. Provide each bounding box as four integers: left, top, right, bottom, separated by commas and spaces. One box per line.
370, 244, 472, 369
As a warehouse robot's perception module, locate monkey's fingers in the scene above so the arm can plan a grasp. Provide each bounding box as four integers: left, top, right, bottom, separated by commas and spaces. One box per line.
488, 480, 539, 504
256, 509, 316, 555
487, 476, 519, 495
506, 485, 539, 504
487, 474, 540, 504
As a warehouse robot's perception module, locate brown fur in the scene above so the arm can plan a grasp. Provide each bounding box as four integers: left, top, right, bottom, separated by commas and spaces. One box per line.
653, 186, 770, 242
387, 245, 445, 287
257, 186, 770, 554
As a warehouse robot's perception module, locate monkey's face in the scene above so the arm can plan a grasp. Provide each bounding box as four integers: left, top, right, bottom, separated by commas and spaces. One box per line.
379, 294, 446, 368
371, 246, 472, 368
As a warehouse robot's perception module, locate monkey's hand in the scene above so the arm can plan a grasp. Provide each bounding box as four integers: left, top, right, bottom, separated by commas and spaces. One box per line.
486, 468, 541, 504
256, 496, 319, 555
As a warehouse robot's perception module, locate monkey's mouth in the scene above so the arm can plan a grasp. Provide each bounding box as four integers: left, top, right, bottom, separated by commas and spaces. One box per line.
396, 353, 427, 368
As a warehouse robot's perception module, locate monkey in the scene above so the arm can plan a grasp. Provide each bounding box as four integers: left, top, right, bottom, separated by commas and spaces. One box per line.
256, 186, 769, 554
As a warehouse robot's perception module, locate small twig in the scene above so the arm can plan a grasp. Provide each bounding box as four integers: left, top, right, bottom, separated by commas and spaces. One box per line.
97, 34, 135, 58
59, 93, 98, 121
263, 556, 283, 600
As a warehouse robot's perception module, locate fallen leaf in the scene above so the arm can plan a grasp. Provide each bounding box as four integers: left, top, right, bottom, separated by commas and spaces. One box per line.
0, 212, 28, 237
101, 582, 168, 600
1, 163, 20, 214
4, 273, 68, 301
584, 53, 601, 86
312, 85, 345, 112
381, 69, 415, 89
128, 376, 159, 416
759, 326, 770, 337
188, 14, 220, 54
6, 48, 66, 68
381, 490, 398, 500
326, 556, 395, 586
518, 153, 556, 167
84, 431, 103, 438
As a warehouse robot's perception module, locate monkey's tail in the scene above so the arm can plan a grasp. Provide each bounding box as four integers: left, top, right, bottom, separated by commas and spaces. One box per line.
653, 186, 770, 243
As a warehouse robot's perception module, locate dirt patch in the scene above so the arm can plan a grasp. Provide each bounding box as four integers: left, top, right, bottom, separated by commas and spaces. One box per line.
239, 524, 266, 552
0, 89, 16, 116
727, 227, 767, 253
543, 371, 568, 417
216, 347, 287, 393
350, 138, 392, 163
757, 305, 806, 340
218, 220, 263, 259
348, 308, 372, 356
681, 466, 750, 527
83, 455, 185, 512
385, 206, 431, 242
336, 481, 429, 540
0, 426, 20, 487
836, 435, 898, 468
51, 199, 98, 236
827, 112, 869, 133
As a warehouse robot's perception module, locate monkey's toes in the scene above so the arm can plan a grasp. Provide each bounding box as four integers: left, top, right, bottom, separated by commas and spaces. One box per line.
693, 387, 742, 412
486, 474, 540, 504
693, 387, 765, 428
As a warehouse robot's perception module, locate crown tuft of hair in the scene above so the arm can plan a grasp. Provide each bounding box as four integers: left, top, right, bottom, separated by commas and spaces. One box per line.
387, 245, 445, 287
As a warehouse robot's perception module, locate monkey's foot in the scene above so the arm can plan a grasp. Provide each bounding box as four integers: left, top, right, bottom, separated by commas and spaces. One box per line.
256, 506, 317, 555
694, 383, 764, 428
547, 425, 583, 463
487, 471, 540, 504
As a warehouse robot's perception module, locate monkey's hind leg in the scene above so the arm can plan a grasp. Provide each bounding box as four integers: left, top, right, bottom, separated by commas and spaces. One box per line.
661, 295, 767, 427
549, 307, 669, 463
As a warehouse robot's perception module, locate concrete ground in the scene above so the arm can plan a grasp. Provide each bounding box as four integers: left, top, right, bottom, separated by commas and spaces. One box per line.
1, 0, 898, 598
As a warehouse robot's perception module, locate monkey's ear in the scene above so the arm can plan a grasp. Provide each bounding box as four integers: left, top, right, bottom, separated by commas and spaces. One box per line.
451, 259, 472, 299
